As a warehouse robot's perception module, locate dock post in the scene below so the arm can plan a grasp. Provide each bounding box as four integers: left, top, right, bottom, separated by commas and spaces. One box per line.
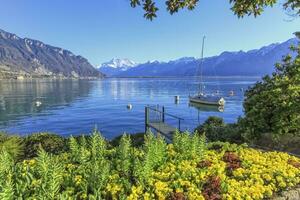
162, 106, 165, 123
145, 107, 148, 133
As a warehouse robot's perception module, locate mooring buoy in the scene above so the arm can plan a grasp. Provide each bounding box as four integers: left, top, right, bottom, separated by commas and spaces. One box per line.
127, 104, 132, 110
35, 101, 42, 107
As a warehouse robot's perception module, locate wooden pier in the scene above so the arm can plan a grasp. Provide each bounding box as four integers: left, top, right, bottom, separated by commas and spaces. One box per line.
145, 105, 183, 139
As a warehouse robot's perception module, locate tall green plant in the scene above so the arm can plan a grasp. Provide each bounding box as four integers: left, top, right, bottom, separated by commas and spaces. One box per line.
135, 132, 167, 185
116, 134, 132, 177
173, 130, 206, 161
86, 130, 110, 197
35, 149, 63, 199
0, 150, 15, 200
0, 133, 23, 160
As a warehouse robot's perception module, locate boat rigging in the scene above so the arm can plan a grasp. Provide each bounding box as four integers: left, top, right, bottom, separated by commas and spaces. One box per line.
189, 36, 225, 106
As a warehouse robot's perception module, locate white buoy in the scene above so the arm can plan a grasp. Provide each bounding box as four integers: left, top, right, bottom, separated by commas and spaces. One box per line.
35, 101, 42, 107
229, 90, 234, 96
127, 104, 132, 110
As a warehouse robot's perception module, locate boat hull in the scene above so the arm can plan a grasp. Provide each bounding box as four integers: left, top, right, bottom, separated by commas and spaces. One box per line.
189, 95, 225, 106
189, 102, 224, 112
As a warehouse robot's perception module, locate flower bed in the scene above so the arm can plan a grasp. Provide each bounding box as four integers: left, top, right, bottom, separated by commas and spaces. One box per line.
0, 131, 300, 199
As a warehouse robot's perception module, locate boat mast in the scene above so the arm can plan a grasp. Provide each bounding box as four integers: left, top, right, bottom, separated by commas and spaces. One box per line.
199, 36, 205, 94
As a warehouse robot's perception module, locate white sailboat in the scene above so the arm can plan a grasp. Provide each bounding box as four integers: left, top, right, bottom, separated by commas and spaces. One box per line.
189, 36, 225, 106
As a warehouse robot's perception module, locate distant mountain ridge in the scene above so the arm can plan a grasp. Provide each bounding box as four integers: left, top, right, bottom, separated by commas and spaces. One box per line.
0, 29, 104, 79
99, 38, 298, 77
98, 58, 137, 76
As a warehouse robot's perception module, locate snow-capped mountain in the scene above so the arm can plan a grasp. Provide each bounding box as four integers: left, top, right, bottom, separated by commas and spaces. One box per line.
100, 58, 136, 69
99, 37, 298, 77
98, 58, 137, 76
169, 57, 196, 64
114, 38, 298, 77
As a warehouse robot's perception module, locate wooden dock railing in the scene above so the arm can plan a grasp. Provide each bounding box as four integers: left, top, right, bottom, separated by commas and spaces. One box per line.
145, 105, 184, 138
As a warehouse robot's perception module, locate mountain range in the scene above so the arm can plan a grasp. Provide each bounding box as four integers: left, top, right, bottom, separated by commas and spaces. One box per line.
0, 29, 104, 79
98, 38, 298, 77
97, 58, 137, 76
1, 28, 297, 79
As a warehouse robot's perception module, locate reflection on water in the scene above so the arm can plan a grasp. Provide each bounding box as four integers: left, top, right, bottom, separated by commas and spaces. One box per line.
0, 77, 259, 138
0, 79, 93, 124
189, 102, 224, 112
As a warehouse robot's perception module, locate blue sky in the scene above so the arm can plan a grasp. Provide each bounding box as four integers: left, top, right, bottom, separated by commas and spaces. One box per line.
0, 0, 299, 65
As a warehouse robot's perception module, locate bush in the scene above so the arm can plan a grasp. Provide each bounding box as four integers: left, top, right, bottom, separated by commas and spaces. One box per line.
241, 35, 300, 140
251, 133, 300, 155
195, 116, 244, 144
110, 132, 145, 147
22, 133, 67, 159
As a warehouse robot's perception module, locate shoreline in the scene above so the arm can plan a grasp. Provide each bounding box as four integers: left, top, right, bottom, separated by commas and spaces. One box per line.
0, 75, 261, 80
0, 76, 104, 80
105, 75, 261, 79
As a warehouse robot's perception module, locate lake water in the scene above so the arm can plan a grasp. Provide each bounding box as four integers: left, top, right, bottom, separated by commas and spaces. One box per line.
0, 77, 259, 139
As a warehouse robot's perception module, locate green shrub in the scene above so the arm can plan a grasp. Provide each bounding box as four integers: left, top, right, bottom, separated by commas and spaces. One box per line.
195, 116, 244, 144
110, 132, 145, 147
22, 133, 67, 159
241, 35, 300, 140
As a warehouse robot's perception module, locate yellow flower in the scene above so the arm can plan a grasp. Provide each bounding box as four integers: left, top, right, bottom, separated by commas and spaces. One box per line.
154, 181, 171, 199
29, 159, 36, 166
279, 181, 287, 188
80, 193, 87, 199
127, 185, 143, 200
74, 175, 82, 185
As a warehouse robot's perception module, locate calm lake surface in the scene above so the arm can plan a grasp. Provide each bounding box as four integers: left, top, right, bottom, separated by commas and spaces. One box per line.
0, 77, 259, 139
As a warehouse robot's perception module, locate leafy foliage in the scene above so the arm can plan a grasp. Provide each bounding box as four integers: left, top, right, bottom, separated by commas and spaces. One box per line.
22, 133, 67, 159
116, 134, 132, 177
35, 149, 64, 199
284, 0, 300, 16
240, 35, 300, 140
0, 132, 23, 160
195, 116, 244, 144
134, 133, 167, 186
110, 132, 145, 147
0, 131, 299, 199
129, 0, 300, 20
173, 130, 206, 160
0, 150, 15, 199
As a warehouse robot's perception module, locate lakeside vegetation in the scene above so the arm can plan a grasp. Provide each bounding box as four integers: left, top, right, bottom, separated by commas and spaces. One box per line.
1, 130, 300, 199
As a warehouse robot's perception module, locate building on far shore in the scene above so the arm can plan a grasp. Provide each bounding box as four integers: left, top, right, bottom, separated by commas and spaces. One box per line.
16, 75, 24, 80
